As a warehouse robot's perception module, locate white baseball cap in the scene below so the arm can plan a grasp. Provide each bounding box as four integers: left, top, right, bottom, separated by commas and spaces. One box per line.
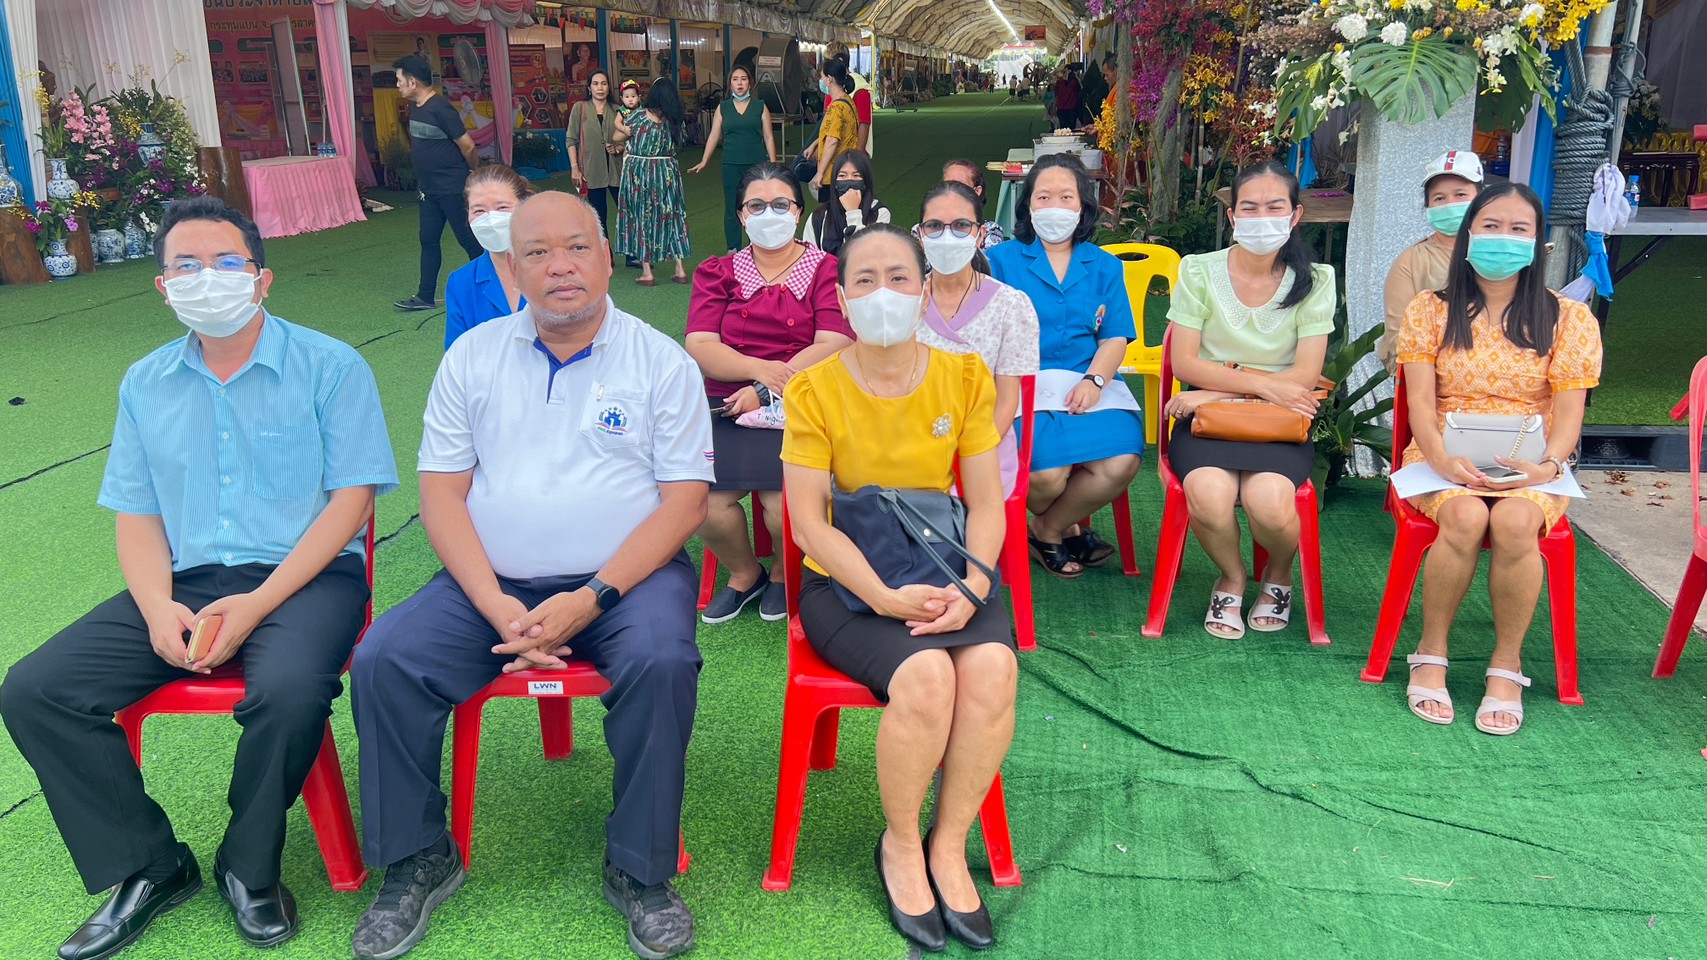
1423, 150, 1484, 188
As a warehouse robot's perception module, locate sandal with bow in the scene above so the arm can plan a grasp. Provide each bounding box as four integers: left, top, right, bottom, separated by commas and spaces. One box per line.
1247, 582, 1293, 633
1203, 588, 1244, 639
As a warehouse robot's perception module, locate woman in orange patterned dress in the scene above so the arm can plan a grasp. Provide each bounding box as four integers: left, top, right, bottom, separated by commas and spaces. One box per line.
1394, 183, 1602, 737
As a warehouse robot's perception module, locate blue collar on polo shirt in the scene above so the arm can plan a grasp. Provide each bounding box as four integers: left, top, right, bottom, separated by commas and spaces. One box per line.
532, 337, 594, 400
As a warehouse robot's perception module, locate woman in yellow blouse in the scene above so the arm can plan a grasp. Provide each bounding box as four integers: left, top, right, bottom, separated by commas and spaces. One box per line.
1396, 182, 1602, 736
783, 224, 1013, 952
804, 58, 859, 205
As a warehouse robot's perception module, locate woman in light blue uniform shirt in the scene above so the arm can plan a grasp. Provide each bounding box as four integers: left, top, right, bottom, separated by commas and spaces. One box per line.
987, 154, 1143, 579
443, 165, 531, 348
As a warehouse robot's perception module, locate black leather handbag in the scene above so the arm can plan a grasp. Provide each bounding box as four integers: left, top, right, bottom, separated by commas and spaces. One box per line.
829, 485, 1000, 615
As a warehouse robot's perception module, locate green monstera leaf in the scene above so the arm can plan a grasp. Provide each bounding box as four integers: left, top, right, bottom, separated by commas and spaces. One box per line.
1349, 35, 1479, 126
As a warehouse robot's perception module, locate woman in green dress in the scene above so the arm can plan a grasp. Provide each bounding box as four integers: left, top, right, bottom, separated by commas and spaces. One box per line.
688, 64, 778, 254
612, 78, 691, 285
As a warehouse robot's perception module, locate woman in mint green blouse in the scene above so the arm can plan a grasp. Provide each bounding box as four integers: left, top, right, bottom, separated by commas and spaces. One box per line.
1163, 161, 1336, 640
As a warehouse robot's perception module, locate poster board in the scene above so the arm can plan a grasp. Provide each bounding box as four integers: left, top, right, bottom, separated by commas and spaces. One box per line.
511, 45, 556, 129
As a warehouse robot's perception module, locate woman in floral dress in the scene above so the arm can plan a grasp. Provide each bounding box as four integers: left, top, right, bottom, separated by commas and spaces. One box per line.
612, 78, 691, 285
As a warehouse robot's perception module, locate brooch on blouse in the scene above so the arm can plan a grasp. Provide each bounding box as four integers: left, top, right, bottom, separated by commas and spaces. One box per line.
932, 414, 953, 438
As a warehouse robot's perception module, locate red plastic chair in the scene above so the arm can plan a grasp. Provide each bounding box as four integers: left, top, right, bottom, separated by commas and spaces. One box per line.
1004, 376, 1039, 650
1142, 330, 1329, 643
114, 520, 377, 892
698, 496, 775, 610
449, 664, 691, 873
762, 498, 1021, 891
1361, 370, 1581, 704
1652, 357, 1707, 677
1075, 496, 1141, 578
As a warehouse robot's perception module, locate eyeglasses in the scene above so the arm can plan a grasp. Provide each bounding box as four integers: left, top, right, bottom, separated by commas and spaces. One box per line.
162, 255, 260, 278
741, 198, 799, 215
917, 219, 979, 239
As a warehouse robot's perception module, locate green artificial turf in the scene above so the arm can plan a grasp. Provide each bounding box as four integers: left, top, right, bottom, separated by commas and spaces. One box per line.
1583, 236, 1707, 426
4, 93, 1707, 959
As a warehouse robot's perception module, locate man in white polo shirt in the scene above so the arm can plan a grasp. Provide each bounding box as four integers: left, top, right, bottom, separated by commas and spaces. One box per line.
348, 192, 713, 960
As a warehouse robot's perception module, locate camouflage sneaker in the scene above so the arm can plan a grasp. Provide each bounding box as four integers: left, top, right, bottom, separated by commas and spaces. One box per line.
351, 834, 465, 960
602, 861, 695, 959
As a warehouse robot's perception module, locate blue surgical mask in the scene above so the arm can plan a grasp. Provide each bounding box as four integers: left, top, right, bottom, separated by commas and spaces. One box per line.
1427, 200, 1471, 237
1466, 234, 1536, 281
819, 78, 829, 95
733, 92, 751, 102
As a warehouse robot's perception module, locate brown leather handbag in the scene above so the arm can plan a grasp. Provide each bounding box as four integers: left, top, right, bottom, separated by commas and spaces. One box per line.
1189, 365, 1334, 444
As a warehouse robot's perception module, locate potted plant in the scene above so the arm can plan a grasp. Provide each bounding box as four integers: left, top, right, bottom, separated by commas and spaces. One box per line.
1310, 324, 1392, 498
91, 192, 128, 263
13, 192, 97, 278
35, 81, 78, 201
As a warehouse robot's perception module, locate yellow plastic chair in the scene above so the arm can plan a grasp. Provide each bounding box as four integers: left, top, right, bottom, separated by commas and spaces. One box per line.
1100, 242, 1182, 446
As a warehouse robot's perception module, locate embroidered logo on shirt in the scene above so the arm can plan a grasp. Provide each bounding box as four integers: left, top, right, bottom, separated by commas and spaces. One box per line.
1094, 303, 1106, 331
595, 406, 629, 436
932, 413, 952, 438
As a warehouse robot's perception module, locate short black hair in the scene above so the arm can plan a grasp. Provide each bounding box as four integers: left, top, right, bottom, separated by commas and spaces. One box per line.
153, 196, 265, 268
738, 161, 804, 210
1014, 153, 1098, 246
392, 54, 433, 87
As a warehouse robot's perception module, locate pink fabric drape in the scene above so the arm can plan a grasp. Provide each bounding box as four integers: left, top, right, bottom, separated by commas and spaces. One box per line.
483, 19, 512, 165
313, 0, 377, 187
344, 0, 533, 28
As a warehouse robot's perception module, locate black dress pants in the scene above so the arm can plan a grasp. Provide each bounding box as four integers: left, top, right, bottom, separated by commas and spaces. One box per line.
417, 191, 483, 302
0, 556, 368, 893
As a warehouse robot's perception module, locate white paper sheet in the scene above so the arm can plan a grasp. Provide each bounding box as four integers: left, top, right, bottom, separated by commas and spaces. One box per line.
1034, 368, 1141, 415
1389, 462, 1587, 500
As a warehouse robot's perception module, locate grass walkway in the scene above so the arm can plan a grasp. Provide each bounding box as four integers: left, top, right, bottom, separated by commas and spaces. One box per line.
2, 93, 1707, 959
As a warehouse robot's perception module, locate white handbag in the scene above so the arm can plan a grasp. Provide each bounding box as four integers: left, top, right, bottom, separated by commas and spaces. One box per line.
1442, 413, 1545, 470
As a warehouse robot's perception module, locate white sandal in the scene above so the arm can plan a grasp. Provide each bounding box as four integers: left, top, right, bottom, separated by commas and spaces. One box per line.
1475, 667, 1531, 736
1204, 589, 1244, 640
1406, 653, 1454, 725
1247, 582, 1293, 633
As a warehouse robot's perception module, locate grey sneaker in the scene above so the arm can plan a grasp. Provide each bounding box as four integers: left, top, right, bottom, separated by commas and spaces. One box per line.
602, 861, 695, 959
351, 834, 465, 960
758, 579, 788, 622
700, 569, 769, 625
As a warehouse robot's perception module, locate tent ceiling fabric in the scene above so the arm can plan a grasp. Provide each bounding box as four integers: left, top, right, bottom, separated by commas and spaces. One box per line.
854, 0, 1083, 58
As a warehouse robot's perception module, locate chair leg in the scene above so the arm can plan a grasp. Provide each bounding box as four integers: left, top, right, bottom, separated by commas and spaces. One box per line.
300, 723, 370, 892
1003, 500, 1036, 651
1656, 554, 1707, 678
1112, 492, 1140, 578
1143, 375, 1162, 451
753, 496, 774, 559
676, 831, 691, 875
1252, 543, 1268, 585
1296, 486, 1330, 646
1544, 531, 1583, 706
697, 551, 719, 611
977, 773, 1022, 887
1363, 524, 1432, 683
538, 697, 574, 760
1142, 485, 1190, 638
449, 700, 487, 870
763, 690, 818, 891
809, 708, 841, 770
116, 708, 145, 766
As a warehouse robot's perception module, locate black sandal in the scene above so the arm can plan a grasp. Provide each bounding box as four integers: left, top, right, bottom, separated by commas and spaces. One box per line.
1028, 533, 1084, 579
1063, 529, 1116, 567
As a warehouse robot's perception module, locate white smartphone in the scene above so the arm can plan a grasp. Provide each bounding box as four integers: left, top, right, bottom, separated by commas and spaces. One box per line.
1478, 465, 1527, 483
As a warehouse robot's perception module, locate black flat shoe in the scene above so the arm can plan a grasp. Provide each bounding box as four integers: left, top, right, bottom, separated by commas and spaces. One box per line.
214, 853, 298, 948
924, 829, 995, 950
1063, 528, 1116, 567
1027, 533, 1083, 580
59, 851, 201, 960
875, 833, 946, 953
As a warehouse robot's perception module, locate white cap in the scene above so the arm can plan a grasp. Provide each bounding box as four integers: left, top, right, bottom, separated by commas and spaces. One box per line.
1423, 150, 1484, 187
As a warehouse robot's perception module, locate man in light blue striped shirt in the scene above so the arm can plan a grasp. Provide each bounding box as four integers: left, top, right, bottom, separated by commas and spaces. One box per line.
0, 197, 398, 960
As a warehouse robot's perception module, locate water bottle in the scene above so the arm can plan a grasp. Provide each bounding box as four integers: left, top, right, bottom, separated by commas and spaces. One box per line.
1626, 174, 1641, 217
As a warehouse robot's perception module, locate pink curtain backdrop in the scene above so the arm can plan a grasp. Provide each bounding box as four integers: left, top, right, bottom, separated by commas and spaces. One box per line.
343, 0, 533, 28
483, 19, 512, 165
313, 0, 378, 186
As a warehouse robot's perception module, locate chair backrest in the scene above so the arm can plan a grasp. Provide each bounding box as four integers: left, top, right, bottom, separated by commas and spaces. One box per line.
1673, 356, 1707, 534
1010, 374, 1036, 507
362, 517, 376, 631
1393, 367, 1414, 456
1158, 326, 1176, 459
1101, 242, 1182, 356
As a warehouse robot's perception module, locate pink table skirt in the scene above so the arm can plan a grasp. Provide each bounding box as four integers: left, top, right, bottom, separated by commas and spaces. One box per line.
241, 156, 367, 239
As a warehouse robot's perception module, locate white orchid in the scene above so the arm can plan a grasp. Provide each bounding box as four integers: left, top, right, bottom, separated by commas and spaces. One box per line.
1334, 13, 1370, 42
1380, 21, 1410, 46
1518, 3, 1544, 27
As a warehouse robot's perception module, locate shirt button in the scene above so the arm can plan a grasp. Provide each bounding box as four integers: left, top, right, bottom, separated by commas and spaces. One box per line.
222, 520, 231, 529
221, 432, 230, 441
786, 319, 796, 327
740, 309, 749, 318
223, 552, 233, 562
217, 387, 226, 397
222, 476, 231, 485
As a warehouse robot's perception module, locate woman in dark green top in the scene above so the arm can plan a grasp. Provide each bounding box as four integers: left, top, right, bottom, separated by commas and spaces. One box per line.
689, 64, 777, 253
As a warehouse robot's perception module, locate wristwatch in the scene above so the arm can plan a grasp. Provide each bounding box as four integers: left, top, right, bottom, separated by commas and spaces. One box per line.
585, 578, 622, 613
1083, 373, 1107, 389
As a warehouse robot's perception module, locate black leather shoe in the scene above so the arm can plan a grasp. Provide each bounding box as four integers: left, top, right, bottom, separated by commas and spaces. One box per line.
214, 854, 298, 948
58, 851, 201, 960
875, 832, 946, 953
925, 829, 995, 950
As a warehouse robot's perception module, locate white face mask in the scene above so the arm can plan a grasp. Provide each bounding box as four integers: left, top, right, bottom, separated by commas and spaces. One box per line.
920, 231, 978, 275
845, 286, 924, 347
745, 209, 799, 250
1029, 206, 1079, 244
164, 269, 260, 339
470, 210, 513, 253
1232, 215, 1293, 255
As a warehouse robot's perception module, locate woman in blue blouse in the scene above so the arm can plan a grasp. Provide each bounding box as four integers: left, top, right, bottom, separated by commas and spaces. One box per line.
988, 154, 1144, 578
443, 164, 532, 349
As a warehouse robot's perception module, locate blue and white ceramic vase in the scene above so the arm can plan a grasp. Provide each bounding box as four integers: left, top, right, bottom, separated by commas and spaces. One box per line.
94, 228, 125, 263
138, 123, 167, 165
0, 144, 21, 209
123, 220, 148, 259
43, 239, 78, 278
46, 158, 77, 201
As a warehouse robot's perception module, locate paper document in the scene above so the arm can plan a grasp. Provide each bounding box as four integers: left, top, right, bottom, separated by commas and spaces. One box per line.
1035, 368, 1140, 415
1389, 462, 1586, 500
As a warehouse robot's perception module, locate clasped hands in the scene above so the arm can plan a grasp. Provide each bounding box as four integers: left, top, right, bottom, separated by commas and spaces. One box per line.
145, 592, 272, 674
877, 573, 990, 637
479, 589, 602, 673
1429, 455, 1556, 491
722, 359, 796, 417
1162, 377, 1320, 420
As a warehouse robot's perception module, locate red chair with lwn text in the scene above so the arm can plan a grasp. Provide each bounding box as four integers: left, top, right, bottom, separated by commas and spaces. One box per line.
114, 520, 378, 892
762, 499, 1021, 891
1142, 330, 1330, 643
1361, 370, 1581, 704
1651, 356, 1707, 678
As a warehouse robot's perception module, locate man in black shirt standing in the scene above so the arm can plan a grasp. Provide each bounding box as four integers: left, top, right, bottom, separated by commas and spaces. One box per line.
392, 55, 483, 312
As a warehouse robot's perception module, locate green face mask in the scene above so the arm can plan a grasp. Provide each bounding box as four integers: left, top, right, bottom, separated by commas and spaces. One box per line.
1426, 200, 1471, 237
1466, 234, 1536, 282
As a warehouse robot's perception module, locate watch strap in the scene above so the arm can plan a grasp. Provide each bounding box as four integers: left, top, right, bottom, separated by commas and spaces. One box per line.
587, 577, 621, 611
